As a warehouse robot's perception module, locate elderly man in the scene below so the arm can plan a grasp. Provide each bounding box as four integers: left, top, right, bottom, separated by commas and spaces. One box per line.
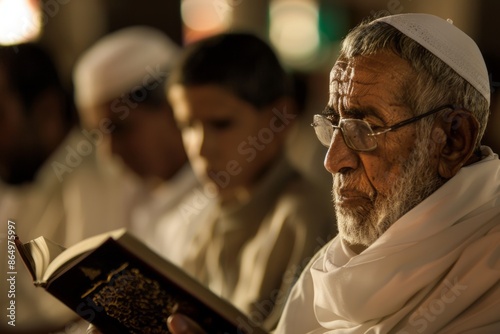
273, 13, 500, 333
90, 12, 500, 334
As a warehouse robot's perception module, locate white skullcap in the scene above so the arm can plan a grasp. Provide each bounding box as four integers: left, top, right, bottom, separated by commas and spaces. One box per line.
374, 13, 490, 106
73, 26, 180, 109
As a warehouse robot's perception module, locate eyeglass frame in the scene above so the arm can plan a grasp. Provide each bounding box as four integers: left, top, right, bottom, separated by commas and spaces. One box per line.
311, 104, 459, 152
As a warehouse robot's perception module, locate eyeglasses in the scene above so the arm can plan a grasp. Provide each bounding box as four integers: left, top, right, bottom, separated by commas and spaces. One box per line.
311, 104, 456, 152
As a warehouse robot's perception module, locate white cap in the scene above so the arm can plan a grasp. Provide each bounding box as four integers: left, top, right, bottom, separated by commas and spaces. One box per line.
374, 13, 490, 106
73, 26, 180, 109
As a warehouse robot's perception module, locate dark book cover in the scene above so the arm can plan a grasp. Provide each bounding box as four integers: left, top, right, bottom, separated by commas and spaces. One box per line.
16, 231, 267, 334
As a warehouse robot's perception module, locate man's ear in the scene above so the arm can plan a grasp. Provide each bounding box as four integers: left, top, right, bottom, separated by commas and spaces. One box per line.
435, 109, 479, 179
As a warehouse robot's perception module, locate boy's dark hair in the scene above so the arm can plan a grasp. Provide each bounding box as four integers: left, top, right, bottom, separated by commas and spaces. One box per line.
169, 32, 292, 109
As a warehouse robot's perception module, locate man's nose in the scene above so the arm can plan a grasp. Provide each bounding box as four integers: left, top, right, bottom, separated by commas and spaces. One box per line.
197, 125, 216, 159
324, 129, 359, 174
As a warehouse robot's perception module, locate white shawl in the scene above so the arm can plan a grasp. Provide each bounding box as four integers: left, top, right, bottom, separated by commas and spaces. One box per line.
275, 147, 500, 333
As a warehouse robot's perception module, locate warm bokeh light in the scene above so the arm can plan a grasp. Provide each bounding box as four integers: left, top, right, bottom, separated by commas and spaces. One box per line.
0, 0, 41, 45
269, 0, 320, 68
181, 0, 234, 43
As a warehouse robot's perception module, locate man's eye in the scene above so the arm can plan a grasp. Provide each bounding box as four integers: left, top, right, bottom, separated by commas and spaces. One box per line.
112, 122, 131, 135
210, 120, 232, 130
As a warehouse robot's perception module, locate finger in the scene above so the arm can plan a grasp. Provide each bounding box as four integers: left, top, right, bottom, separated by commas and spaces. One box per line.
167, 314, 206, 334
86, 324, 102, 334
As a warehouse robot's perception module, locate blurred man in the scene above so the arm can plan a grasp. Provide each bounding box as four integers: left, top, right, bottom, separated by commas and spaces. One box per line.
0, 43, 130, 333
73, 26, 208, 264
167, 32, 336, 329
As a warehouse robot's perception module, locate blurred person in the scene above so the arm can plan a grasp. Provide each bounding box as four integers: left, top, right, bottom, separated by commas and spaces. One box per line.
73, 26, 208, 265
167, 32, 336, 330
0, 43, 128, 333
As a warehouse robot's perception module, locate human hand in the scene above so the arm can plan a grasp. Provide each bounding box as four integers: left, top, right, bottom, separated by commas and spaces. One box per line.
167, 314, 207, 334
86, 323, 101, 334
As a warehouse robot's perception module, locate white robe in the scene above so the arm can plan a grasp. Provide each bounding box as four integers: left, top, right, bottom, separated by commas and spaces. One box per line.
129, 163, 213, 266
275, 146, 500, 334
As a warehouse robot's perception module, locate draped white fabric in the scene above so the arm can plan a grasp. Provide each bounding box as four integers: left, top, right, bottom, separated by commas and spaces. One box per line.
276, 147, 500, 333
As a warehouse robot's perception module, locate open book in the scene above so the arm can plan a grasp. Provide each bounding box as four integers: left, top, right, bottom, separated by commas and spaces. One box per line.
15, 229, 267, 334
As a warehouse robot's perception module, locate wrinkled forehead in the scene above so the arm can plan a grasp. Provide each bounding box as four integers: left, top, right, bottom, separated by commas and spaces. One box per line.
329, 55, 396, 91
328, 53, 413, 110
329, 58, 353, 100
329, 58, 350, 82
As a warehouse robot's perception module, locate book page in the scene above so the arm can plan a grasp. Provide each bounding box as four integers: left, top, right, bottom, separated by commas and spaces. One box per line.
31, 237, 51, 283
42, 229, 127, 283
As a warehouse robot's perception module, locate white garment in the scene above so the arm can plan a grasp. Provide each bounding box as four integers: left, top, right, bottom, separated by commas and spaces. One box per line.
0, 129, 135, 333
130, 164, 213, 266
276, 146, 500, 334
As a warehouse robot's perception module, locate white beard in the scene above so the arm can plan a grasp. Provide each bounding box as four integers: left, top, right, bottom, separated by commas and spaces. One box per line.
334, 134, 445, 249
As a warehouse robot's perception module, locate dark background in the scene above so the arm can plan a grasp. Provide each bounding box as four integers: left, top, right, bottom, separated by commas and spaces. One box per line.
33, 0, 500, 152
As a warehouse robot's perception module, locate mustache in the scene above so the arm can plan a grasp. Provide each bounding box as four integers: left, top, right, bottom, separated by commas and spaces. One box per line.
332, 174, 376, 200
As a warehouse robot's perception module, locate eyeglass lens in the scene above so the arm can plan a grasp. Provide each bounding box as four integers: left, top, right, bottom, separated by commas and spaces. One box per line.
312, 115, 378, 151
341, 119, 377, 151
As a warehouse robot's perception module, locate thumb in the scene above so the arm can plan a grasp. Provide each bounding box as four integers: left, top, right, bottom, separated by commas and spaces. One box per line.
86, 324, 102, 334
167, 314, 206, 334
